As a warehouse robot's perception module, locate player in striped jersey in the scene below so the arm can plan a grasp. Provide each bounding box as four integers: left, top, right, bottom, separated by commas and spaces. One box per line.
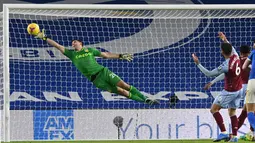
192, 41, 242, 142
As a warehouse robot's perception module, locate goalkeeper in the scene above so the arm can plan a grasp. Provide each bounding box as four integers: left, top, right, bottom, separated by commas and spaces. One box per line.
34, 29, 159, 105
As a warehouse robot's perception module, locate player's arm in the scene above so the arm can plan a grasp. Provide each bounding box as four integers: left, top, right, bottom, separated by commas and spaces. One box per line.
218, 32, 238, 56
35, 29, 65, 53
46, 38, 65, 53
243, 50, 254, 70
242, 58, 251, 70
100, 52, 133, 62
218, 32, 230, 43
204, 73, 225, 90
192, 53, 227, 77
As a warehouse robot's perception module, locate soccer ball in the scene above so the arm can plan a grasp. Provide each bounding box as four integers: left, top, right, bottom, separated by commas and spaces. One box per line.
27, 23, 40, 36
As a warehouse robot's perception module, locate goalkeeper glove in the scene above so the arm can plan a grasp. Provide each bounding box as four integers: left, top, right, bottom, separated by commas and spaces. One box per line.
119, 53, 133, 62
35, 29, 47, 40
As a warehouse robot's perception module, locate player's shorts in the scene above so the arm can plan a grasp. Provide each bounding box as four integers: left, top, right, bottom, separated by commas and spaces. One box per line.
92, 67, 121, 93
245, 79, 255, 104
213, 89, 242, 108
241, 84, 248, 104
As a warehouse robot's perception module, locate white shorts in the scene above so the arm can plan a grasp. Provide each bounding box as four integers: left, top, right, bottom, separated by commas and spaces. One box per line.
246, 79, 255, 104
242, 84, 247, 104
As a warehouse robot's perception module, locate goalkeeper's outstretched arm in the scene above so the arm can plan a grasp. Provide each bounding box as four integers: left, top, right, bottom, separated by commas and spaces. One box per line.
100, 52, 133, 62
46, 38, 65, 53
35, 29, 65, 53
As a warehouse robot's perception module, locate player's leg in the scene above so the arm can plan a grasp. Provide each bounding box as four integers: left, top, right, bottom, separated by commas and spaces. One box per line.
246, 103, 255, 141
115, 86, 146, 102
238, 104, 247, 129
238, 104, 252, 141
211, 91, 231, 142
238, 85, 248, 129
116, 80, 147, 101
246, 79, 255, 131
92, 75, 145, 102
116, 80, 159, 105
238, 85, 255, 141
210, 104, 225, 133
227, 90, 242, 142
211, 104, 229, 142
251, 125, 254, 135
102, 67, 153, 103
228, 108, 238, 142
247, 103, 255, 128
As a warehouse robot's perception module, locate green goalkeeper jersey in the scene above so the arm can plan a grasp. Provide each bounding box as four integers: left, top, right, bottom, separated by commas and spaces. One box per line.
64, 47, 104, 80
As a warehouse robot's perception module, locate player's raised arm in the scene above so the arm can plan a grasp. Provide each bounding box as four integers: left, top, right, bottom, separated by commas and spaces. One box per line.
100, 52, 133, 62
218, 32, 230, 43
218, 32, 238, 56
243, 43, 255, 70
243, 58, 251, 70
192, 53, 227, 77
35, 29, 65, 53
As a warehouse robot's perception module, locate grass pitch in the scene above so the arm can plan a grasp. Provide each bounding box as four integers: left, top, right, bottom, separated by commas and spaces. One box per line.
4, 140, 251, 143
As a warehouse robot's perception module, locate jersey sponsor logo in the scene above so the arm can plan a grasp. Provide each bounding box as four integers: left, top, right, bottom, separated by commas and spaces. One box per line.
75, 53, 92, 59
33, 110, 74, 140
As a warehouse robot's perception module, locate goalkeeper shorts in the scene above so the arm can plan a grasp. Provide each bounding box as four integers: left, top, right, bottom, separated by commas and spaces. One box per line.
92, 67, 121, 93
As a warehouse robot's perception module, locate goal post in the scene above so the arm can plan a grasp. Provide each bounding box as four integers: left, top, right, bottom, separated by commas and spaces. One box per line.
3, 4, 255, 141
2, 6, 10, 142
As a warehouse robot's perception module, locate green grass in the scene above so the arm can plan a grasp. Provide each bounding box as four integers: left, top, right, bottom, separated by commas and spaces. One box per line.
2, 140, 251, 143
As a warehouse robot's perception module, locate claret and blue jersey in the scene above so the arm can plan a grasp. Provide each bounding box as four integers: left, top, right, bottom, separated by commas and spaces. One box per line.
197, 46, 242, 92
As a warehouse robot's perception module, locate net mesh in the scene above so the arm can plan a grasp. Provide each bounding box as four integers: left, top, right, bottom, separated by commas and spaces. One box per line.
5, 8, 255, 140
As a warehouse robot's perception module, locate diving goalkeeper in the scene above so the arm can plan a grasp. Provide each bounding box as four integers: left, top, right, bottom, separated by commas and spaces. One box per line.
35, 29, 159, 105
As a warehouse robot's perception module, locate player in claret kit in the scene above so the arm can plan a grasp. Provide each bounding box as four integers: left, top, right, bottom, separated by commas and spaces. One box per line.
218, 33, 255, 141
32, 28, 159, 105
218, 32, 254, 141
192, 40, 242, 142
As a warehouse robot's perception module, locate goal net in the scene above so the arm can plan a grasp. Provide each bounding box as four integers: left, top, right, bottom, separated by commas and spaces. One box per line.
3, 4, 255, 141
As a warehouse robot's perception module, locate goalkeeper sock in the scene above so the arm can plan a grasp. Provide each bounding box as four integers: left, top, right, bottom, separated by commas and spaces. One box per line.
128, 92, 145, 102
130, 86, 147, 101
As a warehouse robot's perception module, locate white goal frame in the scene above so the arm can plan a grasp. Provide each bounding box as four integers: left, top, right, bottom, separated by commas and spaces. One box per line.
3, 4, 255, 142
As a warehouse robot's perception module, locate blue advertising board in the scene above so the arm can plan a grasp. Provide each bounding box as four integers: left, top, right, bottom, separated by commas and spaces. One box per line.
33, 110, 74, 140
